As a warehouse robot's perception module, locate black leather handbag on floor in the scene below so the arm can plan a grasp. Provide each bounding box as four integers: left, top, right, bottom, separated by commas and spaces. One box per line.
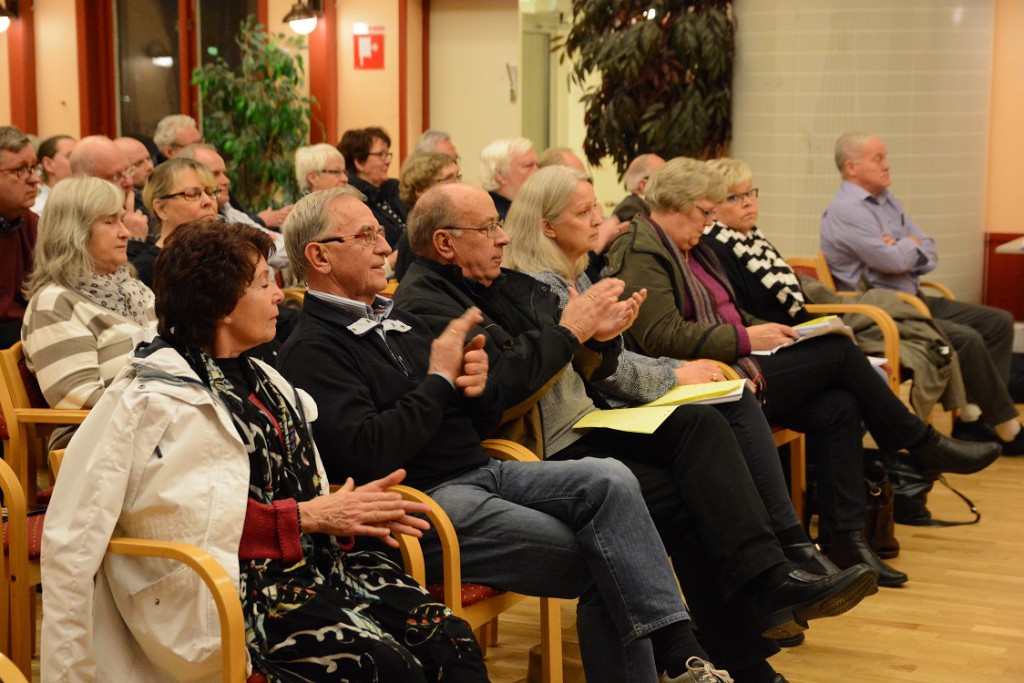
879, 449, 981, 528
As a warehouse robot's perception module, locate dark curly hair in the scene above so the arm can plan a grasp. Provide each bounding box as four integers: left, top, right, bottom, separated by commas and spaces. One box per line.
338, 127, 391, 175
153, 219, 275, 349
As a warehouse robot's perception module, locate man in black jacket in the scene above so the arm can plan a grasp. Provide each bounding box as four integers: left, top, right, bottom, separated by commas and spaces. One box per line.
277, 187, 737, 682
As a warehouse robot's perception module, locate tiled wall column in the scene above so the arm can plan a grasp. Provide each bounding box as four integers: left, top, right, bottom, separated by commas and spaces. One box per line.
731, 0, 993, 300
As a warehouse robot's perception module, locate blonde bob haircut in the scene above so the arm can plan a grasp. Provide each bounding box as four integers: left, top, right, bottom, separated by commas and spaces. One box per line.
503, 165, 592, 281
24, 176, 124, 299
645, 157, 727, 213
143, 157, 215, 216
705, 158, 753, 193
295, 143, 345, 194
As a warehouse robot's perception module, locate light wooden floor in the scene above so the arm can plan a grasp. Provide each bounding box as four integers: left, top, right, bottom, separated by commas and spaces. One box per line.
29, 412, 1024, 683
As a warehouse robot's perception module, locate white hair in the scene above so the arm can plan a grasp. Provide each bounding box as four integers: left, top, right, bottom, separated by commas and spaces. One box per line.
294, 144, 344, 194
153, 115, 198, 150
415, 129, 453, 155
479, 137, 534, 192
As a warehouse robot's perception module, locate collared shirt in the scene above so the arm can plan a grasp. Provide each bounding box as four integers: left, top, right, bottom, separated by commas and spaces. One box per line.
31, 184, 51, 215
820, 180, 937, 294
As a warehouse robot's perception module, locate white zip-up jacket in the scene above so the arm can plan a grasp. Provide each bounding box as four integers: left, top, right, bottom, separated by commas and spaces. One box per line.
40, 341, 323, 682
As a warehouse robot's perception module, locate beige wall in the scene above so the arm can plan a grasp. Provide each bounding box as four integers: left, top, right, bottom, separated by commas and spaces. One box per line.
0, 30, 10, 126
986, 0, 1024, 236
337, 0, 401, 154
730, 0, 994, 301
429, 0, 520, 187
35, 0, 80, 137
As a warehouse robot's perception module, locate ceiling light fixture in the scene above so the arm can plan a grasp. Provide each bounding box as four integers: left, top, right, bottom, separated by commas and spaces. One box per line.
283, 0, 321, 36
0, 1, 20, 34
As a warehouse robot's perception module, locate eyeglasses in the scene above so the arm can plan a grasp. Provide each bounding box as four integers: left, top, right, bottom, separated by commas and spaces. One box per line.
105, 165, 137, 185
444, 220, 504, 238
436, 172, 463, 184
315, 226, 385, 246
318, 169, 346, 176
724, 188, 759, 204
693, 206, 716, 220
0, 163, 42, 181
367, 151, 394, 161
161, 187, 221, 202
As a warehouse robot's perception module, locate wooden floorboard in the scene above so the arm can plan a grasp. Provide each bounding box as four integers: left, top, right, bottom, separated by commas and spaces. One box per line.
29, 409, 1024, 682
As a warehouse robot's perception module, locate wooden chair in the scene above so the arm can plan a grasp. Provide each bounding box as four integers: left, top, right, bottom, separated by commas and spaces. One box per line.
0, 342, 89, 504
0, 653, 27, 683
0, 457, 41, 677
380, 278, 399, 298
392, 438, 563, 683
786, 254, 904, 393
281, 287, 307, 307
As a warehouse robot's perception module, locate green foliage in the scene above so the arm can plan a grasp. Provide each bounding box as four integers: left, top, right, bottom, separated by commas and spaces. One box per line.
191, 16, 316, 209
559, 1, 735, 177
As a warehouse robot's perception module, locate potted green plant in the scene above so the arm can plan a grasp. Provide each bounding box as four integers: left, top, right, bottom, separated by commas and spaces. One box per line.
192, 16, 316, 209
560, 1, 735, 176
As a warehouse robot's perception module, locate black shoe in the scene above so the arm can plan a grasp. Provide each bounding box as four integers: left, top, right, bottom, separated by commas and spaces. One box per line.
908, 426, 1000, 476
754, 563, 878, 639
781, 542, 840, 576
998, 428, 1024, 456
774, 632, 805, 648
952, 418, 999, 443
827, 529, 908, 588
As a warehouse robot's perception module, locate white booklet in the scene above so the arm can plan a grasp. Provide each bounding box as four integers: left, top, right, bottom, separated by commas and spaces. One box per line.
751, 315, 855, 356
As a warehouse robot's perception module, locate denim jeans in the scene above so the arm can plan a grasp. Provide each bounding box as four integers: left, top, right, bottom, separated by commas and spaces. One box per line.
422, 457, 688, 682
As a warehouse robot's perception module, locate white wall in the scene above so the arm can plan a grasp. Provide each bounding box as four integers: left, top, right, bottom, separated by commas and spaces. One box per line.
730, 0, 994, 301
429, 0, 521, 186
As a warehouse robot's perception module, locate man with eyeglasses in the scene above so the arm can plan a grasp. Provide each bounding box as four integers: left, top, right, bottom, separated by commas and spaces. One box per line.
822, 132, 1023, 455
0, 125, 41, 347
278, 185, 743, 682
70, 136, 151, 241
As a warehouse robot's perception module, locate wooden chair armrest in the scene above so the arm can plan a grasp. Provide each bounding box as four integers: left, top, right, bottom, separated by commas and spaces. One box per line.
14, 408, 90, 425
482, 438, 541, 463
892, 292, 932, 316
0, 653, 28, 683
920, 280, 955, 300
107, 538, 247, 682
48, 449, 65, 480
390, 484, 464, 608
803, 303, 901, 390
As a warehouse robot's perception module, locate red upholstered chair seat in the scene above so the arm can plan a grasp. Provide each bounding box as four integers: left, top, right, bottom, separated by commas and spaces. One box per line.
3, 512, 44, 560
426, 583, 505, 608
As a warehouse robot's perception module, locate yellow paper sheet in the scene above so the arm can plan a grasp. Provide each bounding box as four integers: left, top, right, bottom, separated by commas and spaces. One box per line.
643, 379, 747, 407
572, 405, 679, 434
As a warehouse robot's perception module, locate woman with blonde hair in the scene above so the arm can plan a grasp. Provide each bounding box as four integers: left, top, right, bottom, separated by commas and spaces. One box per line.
22, 176, 155, 428
295, 143, 348, 194
131, 157, 219, 286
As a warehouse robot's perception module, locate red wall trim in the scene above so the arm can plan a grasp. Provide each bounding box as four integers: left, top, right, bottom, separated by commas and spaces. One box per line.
398, 0, 408, 161
258, 0, 268, 25
422, 0, 430, 129
76, 0, 117, 136
178, 0, 198, 118
7, 0, 37, 134
308, 0, 338, 144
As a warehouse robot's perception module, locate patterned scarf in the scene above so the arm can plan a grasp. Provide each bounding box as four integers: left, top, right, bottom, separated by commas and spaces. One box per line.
72, 265, 154, 327
705, 222, 805, 318
650, 220, 766, 393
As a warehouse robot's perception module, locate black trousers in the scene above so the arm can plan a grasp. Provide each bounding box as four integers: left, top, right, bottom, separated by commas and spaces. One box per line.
757, 335, 930, 531
552, 404, 785, 671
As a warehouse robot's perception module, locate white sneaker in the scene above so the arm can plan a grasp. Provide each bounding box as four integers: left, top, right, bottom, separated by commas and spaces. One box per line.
659, 656, 734, 683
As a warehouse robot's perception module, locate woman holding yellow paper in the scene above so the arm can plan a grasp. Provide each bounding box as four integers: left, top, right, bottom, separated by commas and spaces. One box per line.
503, 166, 835, 586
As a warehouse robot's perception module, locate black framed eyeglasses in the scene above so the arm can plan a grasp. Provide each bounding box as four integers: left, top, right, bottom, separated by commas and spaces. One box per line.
316, 227, 385, 246
318, 169, 346, 176
367, 151, 394, 161
444, 220, 504, 238
0, 163, 42, 181
724, 188, 759, 204
160, 187, 221, 202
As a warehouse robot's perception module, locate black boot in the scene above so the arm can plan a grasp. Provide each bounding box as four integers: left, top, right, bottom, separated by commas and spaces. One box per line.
782, 542, 841, 576
909, 426, 999, 476
754, 563, 878, 639
828, 529, 908, 588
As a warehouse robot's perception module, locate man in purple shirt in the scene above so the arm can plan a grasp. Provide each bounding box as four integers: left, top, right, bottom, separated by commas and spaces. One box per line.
821, 132, 1021, 455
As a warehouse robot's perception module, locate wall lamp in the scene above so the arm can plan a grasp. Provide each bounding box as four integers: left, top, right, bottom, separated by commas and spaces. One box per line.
0, 1, 19, 34
283, 0, 322, 36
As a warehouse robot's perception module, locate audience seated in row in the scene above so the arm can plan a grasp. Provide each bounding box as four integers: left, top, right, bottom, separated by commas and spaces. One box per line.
31, 135, 76, 215
0, 126, 40, 348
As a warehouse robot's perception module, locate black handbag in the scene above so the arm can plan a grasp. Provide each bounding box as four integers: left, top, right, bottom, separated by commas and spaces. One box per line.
879, 449, 980, 527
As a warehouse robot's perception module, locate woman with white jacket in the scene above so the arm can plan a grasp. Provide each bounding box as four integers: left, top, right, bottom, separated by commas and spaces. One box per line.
40, 220, 488, 682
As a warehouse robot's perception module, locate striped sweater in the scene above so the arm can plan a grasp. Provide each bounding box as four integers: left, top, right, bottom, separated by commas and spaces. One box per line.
21, 284, 156, 409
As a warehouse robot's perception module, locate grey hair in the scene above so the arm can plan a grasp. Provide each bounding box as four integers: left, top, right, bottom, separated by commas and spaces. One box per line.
0, 126, 30, 155
153, 114, 198, 150
624, 154, 665, 193
834, 132, 873, 173
406, 184, 463, 260
175, 142, 219, 160
281, 186, 366, 280
24, 177, 125, 299
645, 158, 727, 213
294, 144, 344, 194
479, 137, 534, 191
503, 166, 591, 280
414, 129, 453, 155
705, 158, 753, 193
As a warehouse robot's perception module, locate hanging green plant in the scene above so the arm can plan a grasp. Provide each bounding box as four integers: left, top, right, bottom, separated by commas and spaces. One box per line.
559, 1, 735, 177
191, 16, 316, 209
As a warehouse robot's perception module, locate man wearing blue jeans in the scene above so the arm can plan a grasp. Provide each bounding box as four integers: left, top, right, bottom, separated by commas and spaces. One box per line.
822, 132, 1022, 455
